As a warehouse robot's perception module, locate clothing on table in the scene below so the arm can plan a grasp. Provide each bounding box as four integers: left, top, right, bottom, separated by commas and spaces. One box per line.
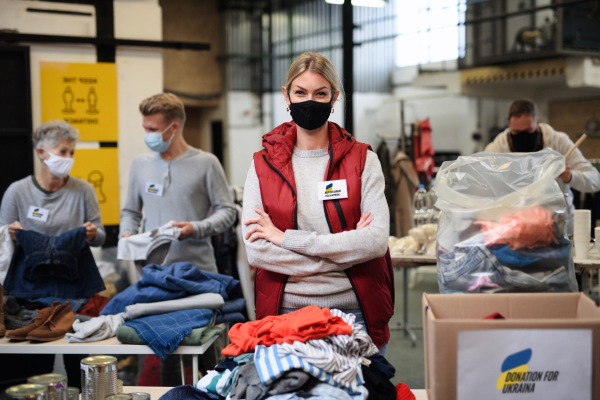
101, 262, 242, 315
391, 151, 419, 238
367, 354, 396, 380
222, 305, 352, 357
254, 344, 365, 392
3, 295, 39, 329
485, 123, 600, 235
64, 313, 125, 343
277, 309, 378, 390
437, 245, 576, 293
362, 364, 397, 400
0, 225, 15, 284
78, 294, 111, 317
197, 353, 255, 398
229, 361, 312, 400
0, 175, 105, 247
159, 385, 221, 400
118, 221, 181, 261
117, 312, 222, 346
243, 141, 389, 310
120, 146, 237, 273
124, 292, 224, 320
395, 383, 416, 400
30, 297, 88, 313
214, 298, 246, 325
4, 227, 106, 298
264, 382, 368, 400
475, 206, 557, 250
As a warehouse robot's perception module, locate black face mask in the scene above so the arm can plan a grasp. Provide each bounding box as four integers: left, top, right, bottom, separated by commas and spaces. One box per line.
289, 98, 332, 131
511, 129, 538, 152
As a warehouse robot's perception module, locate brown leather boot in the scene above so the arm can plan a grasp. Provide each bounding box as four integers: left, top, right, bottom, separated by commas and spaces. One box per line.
0, 284, 5, 338
7, 301, 60, 340
27, 301, 75, 342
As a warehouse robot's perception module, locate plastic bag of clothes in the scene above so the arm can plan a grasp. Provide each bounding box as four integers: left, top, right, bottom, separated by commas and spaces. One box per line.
434, 148, 577, 293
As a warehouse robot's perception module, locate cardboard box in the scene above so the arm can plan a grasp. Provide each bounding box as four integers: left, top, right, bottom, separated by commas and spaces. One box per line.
423, 293, 600, 400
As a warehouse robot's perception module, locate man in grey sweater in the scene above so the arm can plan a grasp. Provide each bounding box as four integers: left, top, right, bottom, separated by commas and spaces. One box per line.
120, 93, 236, 273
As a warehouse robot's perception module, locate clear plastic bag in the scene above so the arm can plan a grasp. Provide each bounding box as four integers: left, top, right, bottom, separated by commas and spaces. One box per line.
434, 148, 577, 293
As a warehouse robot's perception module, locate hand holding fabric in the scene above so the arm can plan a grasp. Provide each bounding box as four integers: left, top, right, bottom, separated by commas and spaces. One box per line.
8, 221, 22, 241
83, 221, 97, 242
172, 221, 194, 240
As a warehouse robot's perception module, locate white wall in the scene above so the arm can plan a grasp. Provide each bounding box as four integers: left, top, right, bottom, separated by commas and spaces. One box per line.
1, 0, 163, 209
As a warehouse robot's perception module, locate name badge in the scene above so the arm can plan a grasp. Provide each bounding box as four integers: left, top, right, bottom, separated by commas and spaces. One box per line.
27, 206, 49, 222
145, 182, 164, 197
317, 179, 349, 201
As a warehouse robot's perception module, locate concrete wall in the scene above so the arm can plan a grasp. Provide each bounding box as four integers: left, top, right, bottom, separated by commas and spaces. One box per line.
0, 0, 164, 209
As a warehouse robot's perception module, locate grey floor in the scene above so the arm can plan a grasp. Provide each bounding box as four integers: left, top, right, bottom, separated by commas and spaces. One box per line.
386, 268, 439, 390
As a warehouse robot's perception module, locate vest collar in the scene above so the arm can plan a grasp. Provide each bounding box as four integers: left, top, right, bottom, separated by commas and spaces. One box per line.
262, 121, 356, 171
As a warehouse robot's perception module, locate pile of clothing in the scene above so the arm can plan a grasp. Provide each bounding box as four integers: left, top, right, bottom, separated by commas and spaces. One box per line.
64, 262, 246, 359
437, 206, 577, 293
160, 306, 399, 400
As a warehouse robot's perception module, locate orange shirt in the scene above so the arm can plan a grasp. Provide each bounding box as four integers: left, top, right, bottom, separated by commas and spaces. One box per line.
222, 305, 352, 357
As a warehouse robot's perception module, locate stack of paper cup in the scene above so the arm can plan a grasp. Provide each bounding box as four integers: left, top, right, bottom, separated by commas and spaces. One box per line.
574, 210, 591, 259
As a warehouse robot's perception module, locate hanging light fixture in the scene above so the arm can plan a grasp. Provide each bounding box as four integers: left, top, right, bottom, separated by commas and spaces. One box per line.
325, 0, 387, 7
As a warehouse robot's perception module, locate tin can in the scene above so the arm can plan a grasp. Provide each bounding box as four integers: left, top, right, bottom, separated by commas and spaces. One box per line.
67, 387, 79, 400
28, 374, 67, 400
80, 355, 117, 400
5, 384, 48, 400
104, 395, 131, 400
126, 393, 150, 400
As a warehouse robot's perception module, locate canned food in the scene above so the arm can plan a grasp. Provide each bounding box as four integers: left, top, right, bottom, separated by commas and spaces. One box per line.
28, 373, 67, 400
80, 356, 117, 400
5, 384, 48, 399
104, 395, 131, 400
126, 393, 150, 400
67, 387, 79, 400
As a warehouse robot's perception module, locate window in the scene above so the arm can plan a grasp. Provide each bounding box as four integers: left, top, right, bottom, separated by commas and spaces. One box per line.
396, 0, 466, 67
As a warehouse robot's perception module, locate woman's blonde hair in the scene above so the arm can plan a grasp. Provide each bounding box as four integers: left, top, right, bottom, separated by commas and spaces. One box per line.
285, 52, 344, 104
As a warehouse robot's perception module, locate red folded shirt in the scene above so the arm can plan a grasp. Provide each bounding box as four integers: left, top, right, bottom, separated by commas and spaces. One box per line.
222, 305, 352, 357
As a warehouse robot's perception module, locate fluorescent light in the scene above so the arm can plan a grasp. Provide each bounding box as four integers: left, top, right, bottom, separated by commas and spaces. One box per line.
325, 0, 387, 7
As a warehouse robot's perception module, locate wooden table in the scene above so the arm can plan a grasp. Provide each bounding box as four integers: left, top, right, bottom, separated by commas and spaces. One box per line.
390, 255, 437, 347
122, 386, 429, 399
0, 332, 220, 385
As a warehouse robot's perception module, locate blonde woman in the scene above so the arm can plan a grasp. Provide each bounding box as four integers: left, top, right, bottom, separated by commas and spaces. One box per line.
242, 52, 394, 355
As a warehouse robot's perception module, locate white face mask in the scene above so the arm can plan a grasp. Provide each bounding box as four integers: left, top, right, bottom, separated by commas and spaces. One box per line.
43, 148, 74, 179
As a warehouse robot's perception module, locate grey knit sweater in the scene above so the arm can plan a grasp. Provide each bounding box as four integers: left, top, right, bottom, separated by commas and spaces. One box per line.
242, 146, 389, 309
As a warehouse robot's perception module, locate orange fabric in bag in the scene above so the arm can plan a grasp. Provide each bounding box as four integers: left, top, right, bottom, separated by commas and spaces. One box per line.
222, 305, 352, 357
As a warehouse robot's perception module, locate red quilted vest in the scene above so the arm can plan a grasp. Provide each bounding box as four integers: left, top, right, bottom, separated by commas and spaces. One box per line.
252, 121, 394, 348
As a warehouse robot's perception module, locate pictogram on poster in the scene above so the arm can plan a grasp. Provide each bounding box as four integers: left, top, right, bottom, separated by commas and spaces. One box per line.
41, 62, 118, 142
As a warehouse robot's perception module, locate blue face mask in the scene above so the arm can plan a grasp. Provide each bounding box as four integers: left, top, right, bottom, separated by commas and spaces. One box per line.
144, 122, 175, 153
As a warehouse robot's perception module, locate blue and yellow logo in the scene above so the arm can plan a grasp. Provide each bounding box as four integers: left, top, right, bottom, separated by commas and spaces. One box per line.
148, 184, 155, 190
325, 183, 333, 194
33, 209, 40, 215
497, 349, 532, 390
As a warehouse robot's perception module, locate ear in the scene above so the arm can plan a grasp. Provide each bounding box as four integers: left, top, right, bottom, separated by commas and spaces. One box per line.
172, 120, 181, 133
332, 90, 340, 105
36, 147, 45, 161
282, 86, 290, 107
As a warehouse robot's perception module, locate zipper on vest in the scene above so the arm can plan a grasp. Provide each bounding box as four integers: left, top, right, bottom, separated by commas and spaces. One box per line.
344, 270, 370, 336
262, 154, 298, 230
323, 145, 348, 230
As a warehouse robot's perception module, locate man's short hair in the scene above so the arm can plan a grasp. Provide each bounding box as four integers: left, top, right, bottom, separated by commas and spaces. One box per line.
508, 98, 538, 120
139, 93, 186, 126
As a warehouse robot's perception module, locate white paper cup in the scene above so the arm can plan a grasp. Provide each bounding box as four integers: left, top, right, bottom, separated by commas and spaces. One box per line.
575, 240, 591, 259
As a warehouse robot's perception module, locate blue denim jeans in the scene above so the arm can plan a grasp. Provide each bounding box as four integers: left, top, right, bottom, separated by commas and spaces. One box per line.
4, 227, 105, 298
279, 307, 388, 357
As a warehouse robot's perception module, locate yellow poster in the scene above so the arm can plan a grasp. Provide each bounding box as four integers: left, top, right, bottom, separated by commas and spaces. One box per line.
70, 148, 120, 226
40, 62, 118, 142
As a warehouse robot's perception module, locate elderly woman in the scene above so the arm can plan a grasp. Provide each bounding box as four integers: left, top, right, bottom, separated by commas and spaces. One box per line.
0, 120, 105, 246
